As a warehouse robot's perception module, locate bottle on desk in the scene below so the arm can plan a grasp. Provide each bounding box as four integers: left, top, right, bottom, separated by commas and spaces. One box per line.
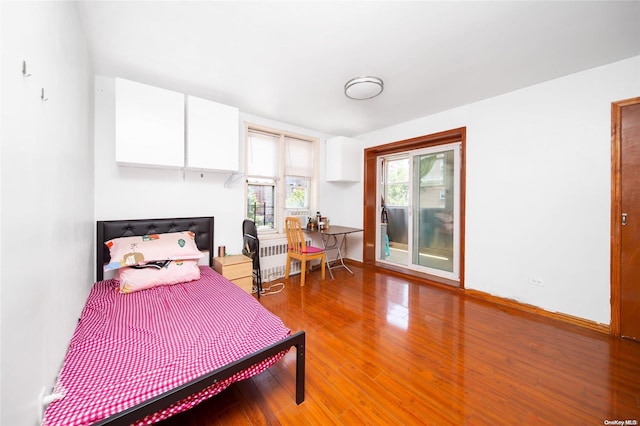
321, 216, 329, 230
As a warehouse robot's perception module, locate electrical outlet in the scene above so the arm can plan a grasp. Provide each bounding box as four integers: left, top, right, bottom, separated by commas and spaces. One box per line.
529, 278, 544, 287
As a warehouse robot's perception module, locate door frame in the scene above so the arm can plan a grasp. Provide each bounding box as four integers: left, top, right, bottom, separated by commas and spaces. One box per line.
610, 97, 640, 337
363, 127, 466, 288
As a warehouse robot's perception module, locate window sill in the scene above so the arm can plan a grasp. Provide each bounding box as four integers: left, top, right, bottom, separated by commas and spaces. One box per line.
258, 232, 286, 241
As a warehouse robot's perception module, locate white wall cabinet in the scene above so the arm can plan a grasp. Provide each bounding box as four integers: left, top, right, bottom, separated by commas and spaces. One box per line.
325, 136, 362, 182
115, 78, 185, 168
186, 95, 240, 171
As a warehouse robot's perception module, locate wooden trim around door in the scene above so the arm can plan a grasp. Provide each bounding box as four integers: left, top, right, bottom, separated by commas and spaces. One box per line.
363, 127, 466, 288
611, 97, 640, 337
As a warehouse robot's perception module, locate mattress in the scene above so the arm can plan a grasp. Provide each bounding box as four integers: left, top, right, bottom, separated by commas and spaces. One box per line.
43, 266, 290, 425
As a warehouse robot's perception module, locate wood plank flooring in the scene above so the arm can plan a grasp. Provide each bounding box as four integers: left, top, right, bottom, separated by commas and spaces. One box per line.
159, 263, 640, 425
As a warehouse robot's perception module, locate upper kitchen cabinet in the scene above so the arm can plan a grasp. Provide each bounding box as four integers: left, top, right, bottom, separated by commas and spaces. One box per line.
325, 136, 362, 182
115, 78, 185, 168
186, 95, 240, 171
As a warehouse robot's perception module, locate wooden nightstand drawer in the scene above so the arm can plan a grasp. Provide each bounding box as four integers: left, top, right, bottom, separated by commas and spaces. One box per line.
218, 260, 251, 280
213, 254, 253, 293
232, 276, 253, 294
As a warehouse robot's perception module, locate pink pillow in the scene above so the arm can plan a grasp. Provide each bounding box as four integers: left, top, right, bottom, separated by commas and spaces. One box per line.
105, 231, 203, 271
116, 260, 201, 293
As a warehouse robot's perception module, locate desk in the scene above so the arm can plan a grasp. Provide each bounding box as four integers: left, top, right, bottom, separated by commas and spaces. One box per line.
303, 225, 362, 276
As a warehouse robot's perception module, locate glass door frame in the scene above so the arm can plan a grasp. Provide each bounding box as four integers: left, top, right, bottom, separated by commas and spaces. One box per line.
376, 143, 461, 282
363, 127, 466, 289
377, 154, 410, 266
409, 143, 461, 281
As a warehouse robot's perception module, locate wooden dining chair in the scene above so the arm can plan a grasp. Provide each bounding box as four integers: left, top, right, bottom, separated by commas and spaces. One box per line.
284, 216, 326, 286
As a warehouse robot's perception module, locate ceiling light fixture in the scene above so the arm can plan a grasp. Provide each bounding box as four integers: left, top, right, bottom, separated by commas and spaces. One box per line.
344, 76, 383, 100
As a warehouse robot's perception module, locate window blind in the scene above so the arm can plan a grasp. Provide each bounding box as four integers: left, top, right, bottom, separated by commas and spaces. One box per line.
247, 130, 279, 178
285, 137, 313, 177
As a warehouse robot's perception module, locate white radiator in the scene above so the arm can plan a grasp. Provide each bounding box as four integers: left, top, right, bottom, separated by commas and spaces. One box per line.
259, 237, 311, 282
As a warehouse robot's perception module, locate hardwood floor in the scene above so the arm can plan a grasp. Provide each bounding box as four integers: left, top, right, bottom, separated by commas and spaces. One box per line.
160, 263, 640, 425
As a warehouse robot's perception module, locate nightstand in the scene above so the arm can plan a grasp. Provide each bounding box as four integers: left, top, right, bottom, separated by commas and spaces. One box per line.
213, 254, 253, 294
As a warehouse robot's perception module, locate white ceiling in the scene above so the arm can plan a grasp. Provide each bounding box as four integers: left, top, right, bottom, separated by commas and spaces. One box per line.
76, 1, 640, 137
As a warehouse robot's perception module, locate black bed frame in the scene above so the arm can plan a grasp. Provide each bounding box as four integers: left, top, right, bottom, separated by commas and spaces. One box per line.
95, 216, 305, 425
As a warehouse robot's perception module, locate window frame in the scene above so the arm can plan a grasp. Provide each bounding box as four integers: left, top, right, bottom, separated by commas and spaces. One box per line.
244, 123, 318, 235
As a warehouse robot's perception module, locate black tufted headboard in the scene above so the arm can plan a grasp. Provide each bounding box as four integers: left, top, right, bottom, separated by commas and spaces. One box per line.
96, 216, 215, 281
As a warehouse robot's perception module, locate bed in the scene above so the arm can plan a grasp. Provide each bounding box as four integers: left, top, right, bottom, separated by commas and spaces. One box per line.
42, 216, 305, 425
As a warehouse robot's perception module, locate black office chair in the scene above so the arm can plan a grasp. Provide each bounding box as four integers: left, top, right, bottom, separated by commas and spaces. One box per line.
242, 219, 262, 297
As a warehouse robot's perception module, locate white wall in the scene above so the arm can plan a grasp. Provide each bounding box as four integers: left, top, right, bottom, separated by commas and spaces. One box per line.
0, 2, 94, 425
318, 178, 364, 259
0, 3, 634, 422
94, 76, 330, 264
344, 56, 639, 325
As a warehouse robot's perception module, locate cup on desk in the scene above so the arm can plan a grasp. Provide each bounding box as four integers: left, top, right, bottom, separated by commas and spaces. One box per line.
218, 245, 226, 257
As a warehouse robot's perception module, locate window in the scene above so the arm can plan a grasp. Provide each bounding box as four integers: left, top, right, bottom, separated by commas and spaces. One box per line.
246, 126, 316, 233
247, 178, 275, 230
285, 176, 309, 208
385, 158, 409, 207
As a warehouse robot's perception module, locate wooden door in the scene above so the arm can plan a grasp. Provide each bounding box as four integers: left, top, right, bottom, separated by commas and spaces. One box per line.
620, 102, 640, 340
612, 97, 640, 340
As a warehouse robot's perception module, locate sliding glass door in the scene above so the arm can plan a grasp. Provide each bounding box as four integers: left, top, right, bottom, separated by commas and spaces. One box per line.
412, 144, 459, 279
379, 142, 460, 282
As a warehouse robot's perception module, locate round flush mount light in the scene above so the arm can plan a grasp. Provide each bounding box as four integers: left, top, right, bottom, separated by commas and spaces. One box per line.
344, 76, 384, 100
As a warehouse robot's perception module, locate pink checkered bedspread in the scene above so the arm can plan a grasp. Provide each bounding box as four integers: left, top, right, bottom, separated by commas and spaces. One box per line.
42, 266, 290, 425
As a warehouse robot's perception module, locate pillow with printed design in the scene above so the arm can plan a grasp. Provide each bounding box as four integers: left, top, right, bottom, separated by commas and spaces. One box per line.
116, 259, 201, 293
104, 231, 203, 271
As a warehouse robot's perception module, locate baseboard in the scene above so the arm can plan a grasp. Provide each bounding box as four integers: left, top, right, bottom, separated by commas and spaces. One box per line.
371, 260, 461, 289
362, 260, 610, 335
464, 289, 610, 334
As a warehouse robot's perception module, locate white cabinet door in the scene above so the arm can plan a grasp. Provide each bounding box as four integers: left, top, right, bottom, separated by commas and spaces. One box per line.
186, 95, 239, 171
325, 136, 362, 182
115, 78, 185, 168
